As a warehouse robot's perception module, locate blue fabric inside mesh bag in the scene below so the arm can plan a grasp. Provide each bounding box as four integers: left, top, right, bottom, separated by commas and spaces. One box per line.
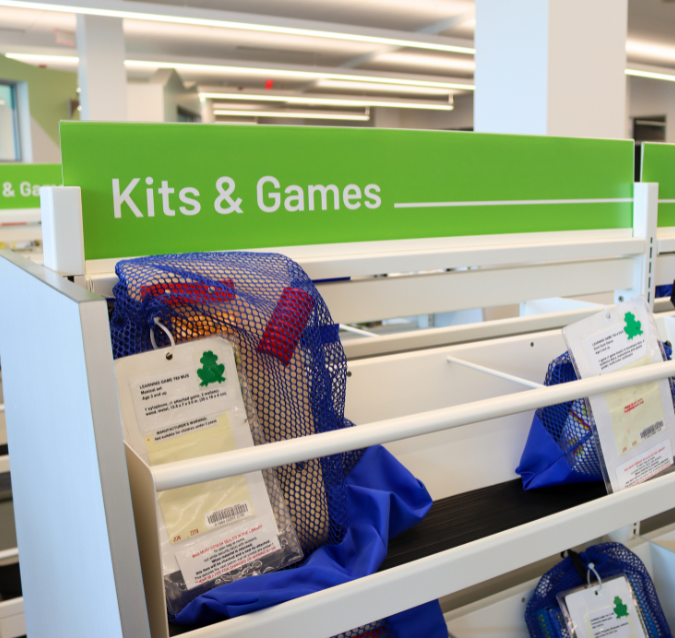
525, 542, 673, 638
110, 251, 445, 635
516, 343, 675, 490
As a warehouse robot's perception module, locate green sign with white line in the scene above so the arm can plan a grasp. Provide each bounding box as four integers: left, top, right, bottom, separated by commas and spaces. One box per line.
59, 121, 634, 262
0, 163, 61, 211
642, 142, 675, 227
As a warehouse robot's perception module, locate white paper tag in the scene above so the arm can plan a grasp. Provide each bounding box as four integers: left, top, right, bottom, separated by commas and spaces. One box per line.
130, 359, 233, 435
175, 514, 281, 590
615, 439, 673, 490
563, 297, 675, 492
114, 337, 286, 580
561, 575, 646, 638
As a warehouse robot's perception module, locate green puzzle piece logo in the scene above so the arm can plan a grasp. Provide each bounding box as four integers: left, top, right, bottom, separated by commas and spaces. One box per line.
197, 351, 226, 386
623, 312, 643, 341
614, 595, 629, 619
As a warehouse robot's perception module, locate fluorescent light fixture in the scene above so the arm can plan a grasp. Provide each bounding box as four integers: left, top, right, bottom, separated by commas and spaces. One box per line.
314, 79, 450, 97
4, 53, 78, 63
125, 59, 474, 90
0, 0, 475, 54
626, 68, 675, 82
214, 109, 371, 121
205, 91, 454, 111
5, 53, 474, 91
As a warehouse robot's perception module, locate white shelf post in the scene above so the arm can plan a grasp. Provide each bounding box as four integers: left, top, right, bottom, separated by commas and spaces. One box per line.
40, 186, 85, 278
615, 182, 658, 310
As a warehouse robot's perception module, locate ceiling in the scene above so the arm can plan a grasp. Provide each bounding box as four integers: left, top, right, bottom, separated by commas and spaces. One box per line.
1, 0, 675, 120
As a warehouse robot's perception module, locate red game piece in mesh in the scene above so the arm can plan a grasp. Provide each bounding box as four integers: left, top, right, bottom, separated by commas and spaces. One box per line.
257, 286, 314, 366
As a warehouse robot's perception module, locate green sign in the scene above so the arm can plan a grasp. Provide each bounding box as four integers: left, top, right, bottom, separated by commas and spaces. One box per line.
60, 122, 634, 263
642, 142, 675, 227
0, 163, 61, 210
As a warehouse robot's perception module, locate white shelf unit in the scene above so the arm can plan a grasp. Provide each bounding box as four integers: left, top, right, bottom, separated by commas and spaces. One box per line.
2, 172, 675, 637
444, 523, 675, 638
0, 208, 42, 254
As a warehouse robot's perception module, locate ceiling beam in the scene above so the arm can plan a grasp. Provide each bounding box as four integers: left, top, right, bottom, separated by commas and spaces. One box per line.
416, 10, 476, 35
298, 10, 476, 92
0, 0, 476, 54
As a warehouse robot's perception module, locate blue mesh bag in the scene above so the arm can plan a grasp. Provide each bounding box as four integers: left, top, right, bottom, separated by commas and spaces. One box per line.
655, 285, 672, 299
111, 251, 355, 553
526, 542, 673, 638
110, 251, 446, 635
517, 344, 675, 490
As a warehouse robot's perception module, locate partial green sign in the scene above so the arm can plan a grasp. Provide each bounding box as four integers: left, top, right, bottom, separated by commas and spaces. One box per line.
60, 122, 634, 262
0, 163, 61, 210
642, 142, 675, 227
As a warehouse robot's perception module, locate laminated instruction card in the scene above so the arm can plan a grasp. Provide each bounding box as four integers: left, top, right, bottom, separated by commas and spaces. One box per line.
563, 297, 675, 492
115, 335, 302, 613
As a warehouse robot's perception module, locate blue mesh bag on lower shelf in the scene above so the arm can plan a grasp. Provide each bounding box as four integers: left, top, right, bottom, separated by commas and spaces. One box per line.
516, 344, 675, 490
110, 251, 446, 636
525, 542, 673, 638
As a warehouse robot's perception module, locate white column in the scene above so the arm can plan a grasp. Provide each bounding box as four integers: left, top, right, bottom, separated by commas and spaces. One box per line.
76, 14, 128, 121
201, 99, 216, 124
474, 0, 628, 138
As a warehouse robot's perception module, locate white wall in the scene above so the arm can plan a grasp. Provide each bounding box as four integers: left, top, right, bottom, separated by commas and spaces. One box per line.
372, 93, 474, 130
127, 70, 201, 123
628, 76, 675, 144
29, 117, 61, 162
127, 84, 164, 123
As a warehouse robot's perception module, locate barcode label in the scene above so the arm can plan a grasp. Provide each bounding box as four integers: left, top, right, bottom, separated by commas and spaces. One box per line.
639, 420, 665, 442
205, 501, 251, 529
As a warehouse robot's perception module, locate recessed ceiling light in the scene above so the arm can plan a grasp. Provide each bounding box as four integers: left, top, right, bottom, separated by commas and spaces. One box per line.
626, 68, 675, 82
214, 109, 371, 121
5, 53, 78, 64
204, 90, 454, 110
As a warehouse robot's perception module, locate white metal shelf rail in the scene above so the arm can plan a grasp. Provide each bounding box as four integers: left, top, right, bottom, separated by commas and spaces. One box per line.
153, 358, 675, 491
174, 473, 675, 638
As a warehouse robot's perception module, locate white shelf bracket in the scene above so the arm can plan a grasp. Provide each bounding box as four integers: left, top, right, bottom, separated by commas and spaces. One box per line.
606, 521, 641, 544
616, 183, 658, 310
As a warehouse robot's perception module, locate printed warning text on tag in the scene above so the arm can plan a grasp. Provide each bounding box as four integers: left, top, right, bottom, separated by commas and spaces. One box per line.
616, 439, 673, 490
175, 517, 280, 590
